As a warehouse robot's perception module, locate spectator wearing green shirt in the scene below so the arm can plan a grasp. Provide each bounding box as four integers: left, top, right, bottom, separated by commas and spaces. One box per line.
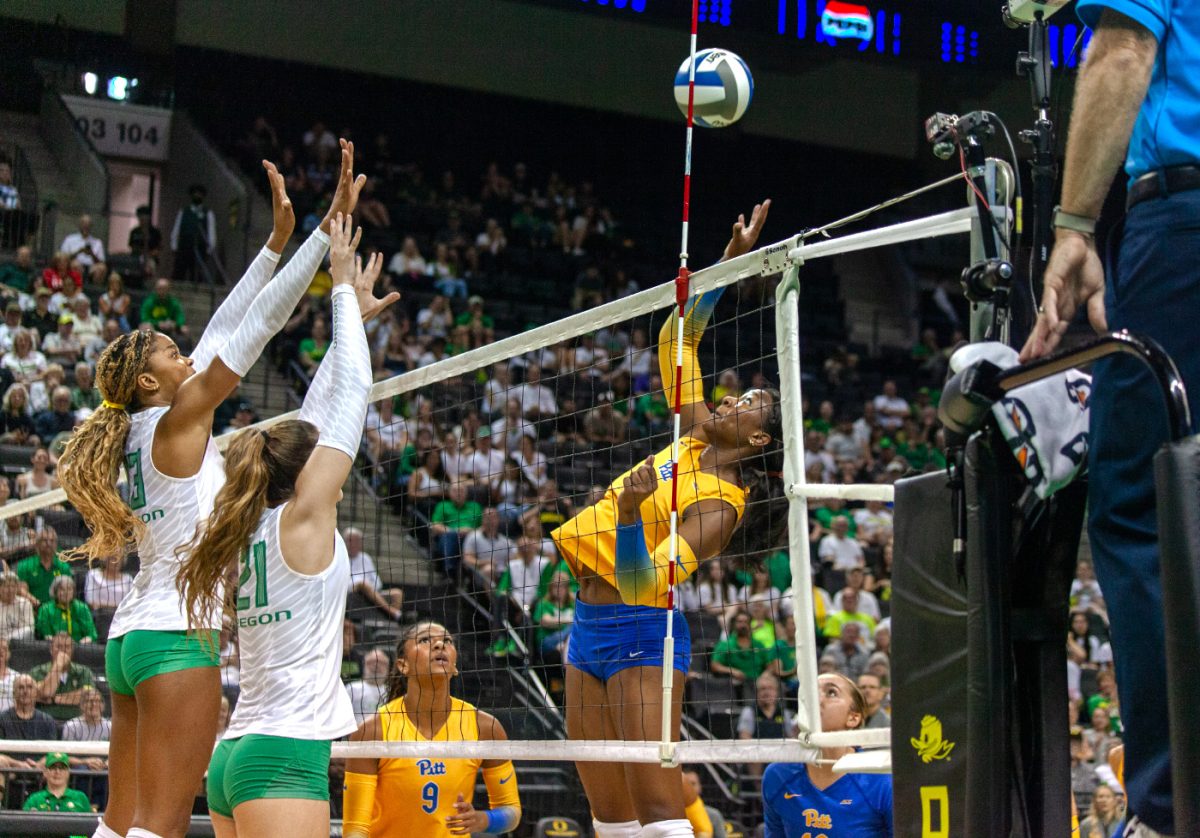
69, 362, 101, 412
455, 295, 494, 348
138, 277, 189, 340
711, 610, 775, 688
34, 577, 97, 643
22, 752, 93, 812
430, 482, 483, 576
533, 571, 575, 658
812, 497, 857, 538
16, 527, 71, 606
30, 633, 94, 721
771, 612, 798, 688
822, 589, 878, 641
298, 314, 330, 374
746, 593, 777, 648
763, 549, 792, 593
0, 245, 36, 293
632, 373, 670, 436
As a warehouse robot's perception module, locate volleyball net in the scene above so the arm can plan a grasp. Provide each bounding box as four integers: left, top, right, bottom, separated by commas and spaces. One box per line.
0, 179, 1005, 827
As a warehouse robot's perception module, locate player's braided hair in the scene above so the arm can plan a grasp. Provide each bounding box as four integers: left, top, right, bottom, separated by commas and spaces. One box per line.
59, 330, 156, 563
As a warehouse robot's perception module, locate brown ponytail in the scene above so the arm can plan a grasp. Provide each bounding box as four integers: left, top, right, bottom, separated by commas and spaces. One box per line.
177, 420, 317, 630
59, 330, 156, 563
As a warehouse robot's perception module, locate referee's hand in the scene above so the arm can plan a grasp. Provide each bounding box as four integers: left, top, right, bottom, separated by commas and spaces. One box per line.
1020, 230, 1107, 362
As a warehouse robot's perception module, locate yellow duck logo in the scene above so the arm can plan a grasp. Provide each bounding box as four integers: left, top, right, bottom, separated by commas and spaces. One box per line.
911, 714, 955, 763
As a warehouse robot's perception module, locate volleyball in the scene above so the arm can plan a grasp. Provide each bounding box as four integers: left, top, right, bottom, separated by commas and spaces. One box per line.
674, 48, 754, 128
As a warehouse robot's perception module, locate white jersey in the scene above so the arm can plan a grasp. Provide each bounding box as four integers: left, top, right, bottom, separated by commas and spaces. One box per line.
223, 504, 356, 741
110, 406, 225, 637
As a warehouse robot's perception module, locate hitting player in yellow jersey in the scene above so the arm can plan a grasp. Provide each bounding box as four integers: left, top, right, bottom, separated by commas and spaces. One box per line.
342, 622, 520, 838
551, 202, 789, 838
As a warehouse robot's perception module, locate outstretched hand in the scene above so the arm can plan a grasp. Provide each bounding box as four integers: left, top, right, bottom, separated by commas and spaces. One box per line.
722, 199, 771, 261
329, 212, 362, 287
321, 139, 367, 234
263, 160, 295, 252
355, 251, 400, 323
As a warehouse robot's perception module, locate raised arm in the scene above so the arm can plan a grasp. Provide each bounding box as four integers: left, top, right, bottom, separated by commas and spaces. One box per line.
190, 160, 295, 372
161, 143, 366, 444
657, 200, 770, 438
282, 215, 383, 574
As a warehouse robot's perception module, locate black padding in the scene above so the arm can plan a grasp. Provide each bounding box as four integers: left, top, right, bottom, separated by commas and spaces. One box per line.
890, 470, 967, 838
1154, 439, 1200, 837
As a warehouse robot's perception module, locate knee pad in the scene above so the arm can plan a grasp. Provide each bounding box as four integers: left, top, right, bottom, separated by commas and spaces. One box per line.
640, 818, 695, 838
592, 819, 642, 838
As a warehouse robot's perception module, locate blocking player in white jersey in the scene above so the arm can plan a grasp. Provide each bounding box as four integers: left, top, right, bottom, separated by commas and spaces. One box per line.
58, 143, 392, 838
178, 213, 388, 838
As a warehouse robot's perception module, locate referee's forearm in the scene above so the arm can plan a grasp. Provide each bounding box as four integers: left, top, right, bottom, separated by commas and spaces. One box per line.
1059, 10, 1157, 219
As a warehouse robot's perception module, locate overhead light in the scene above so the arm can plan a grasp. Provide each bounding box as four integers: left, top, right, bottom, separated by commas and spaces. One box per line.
82, 72, 98, 95
106, 76, 137, 101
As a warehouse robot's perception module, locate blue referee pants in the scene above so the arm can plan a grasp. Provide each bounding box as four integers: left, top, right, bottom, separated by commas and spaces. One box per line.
1088, 187, 1200, 834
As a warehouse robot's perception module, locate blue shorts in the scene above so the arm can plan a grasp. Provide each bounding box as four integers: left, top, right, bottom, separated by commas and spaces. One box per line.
567, 598, 690, 682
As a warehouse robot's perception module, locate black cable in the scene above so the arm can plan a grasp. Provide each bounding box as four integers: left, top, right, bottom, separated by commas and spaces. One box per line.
985, 111, 1023, 260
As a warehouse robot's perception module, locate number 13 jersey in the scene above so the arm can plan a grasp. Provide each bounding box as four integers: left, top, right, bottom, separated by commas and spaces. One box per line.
222, 503, 356, 741
111, 405, 226, 638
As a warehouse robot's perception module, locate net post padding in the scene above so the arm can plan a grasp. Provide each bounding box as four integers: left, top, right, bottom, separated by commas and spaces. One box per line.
775, 264, 823, 741
788, 483, 895, 502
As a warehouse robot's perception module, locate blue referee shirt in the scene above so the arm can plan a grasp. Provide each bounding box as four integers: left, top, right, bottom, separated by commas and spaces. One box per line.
762, 762, 893, 838
1077, 1, 1200, 181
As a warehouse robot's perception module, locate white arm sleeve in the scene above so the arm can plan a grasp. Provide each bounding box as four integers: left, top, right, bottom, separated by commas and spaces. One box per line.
216, 228, 329, 377
298, 284, 372, 459
191, 246, 281, 372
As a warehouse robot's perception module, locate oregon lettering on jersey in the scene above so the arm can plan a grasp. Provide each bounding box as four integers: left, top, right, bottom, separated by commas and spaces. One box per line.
237, 610, 293, 629
220, 505, 356, 742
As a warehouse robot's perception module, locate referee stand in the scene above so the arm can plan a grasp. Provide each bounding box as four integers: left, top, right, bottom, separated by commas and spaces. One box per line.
891, 332, 1200, 836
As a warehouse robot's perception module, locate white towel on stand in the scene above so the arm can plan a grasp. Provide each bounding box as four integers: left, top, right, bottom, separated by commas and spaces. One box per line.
949, 342, 1090, 499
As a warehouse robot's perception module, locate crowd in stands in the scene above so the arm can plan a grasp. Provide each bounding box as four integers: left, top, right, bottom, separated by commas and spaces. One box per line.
0, 120, 1123, 823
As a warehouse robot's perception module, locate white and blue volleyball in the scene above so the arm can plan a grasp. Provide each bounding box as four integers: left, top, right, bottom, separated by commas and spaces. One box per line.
674, 48, 754, 128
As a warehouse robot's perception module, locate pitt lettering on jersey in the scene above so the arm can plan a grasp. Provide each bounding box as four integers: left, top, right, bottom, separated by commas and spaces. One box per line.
802, 809, 832, 829
237, 610, 293, 628
417, 759, 447, 776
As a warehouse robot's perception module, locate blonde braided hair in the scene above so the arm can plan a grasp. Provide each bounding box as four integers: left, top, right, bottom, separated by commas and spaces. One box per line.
59, 330, 156, 562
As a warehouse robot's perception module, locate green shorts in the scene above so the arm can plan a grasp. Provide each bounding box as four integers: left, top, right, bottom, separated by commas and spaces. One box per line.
105, 630, 219, 696
207, 735, 332, 817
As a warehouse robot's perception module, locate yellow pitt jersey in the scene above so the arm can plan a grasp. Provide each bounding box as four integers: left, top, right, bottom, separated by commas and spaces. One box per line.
371, 696, 483, 838
552, 436, 748, 608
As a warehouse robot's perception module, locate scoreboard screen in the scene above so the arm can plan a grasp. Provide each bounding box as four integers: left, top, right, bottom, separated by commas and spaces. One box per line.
524, 0, 1091, 71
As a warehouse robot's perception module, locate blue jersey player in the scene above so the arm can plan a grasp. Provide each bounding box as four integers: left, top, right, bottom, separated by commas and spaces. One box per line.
762, 673, 892, 838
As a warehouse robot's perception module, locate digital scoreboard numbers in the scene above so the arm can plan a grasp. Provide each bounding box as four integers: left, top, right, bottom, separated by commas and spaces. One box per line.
569, 0, 1090, 69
